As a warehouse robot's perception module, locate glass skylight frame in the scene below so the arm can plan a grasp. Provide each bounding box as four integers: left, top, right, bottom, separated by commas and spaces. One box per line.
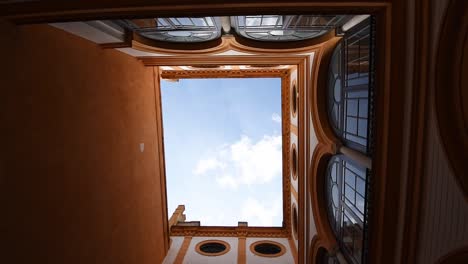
232, 15, 350, 42
115, 17, 222, 42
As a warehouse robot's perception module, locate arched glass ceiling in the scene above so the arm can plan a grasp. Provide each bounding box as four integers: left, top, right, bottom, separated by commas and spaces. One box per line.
232, 15, 350, 42
116, 17, 222, 42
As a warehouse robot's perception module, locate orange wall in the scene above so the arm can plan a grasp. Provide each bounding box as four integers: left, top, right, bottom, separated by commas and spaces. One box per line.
0, 22, 167, 264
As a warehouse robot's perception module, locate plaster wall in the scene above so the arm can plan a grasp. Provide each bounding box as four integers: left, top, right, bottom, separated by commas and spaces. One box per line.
0, 22, 167, 264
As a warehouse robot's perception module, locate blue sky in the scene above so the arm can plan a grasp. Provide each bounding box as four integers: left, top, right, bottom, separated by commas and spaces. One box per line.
161, 78, 283, 227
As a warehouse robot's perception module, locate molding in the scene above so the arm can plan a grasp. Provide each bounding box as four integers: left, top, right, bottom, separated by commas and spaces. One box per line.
288, 238, 299, 264
174, 236, 192, 264
250, 240, 287, 258
0, 1, 391, 25
309, 36, 342, 148
160, 69, 289, 79
153, 67, 170, 254
290, 124, 298, 135
133, 35, 323, 56
140, 55, 309, 67
291, 184, 298, 203
296, 54, 308, 264
238, 237, 246, 264
309, 145, 337, 251
283, 72, 293, 235
99, 41, 131, 49
308, 37, 342, 255
195, 239, 231, 256
157, 57, 295, 239
170, 226, 289, 238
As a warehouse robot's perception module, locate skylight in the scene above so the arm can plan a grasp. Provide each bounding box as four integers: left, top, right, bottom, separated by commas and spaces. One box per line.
161, 78, 283, 227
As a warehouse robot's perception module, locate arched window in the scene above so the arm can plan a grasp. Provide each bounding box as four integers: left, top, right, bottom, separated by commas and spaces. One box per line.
326, 155, 369, 264
232, 15, 350, 42
317, 247, 340, 264
325, 18, 374, 264
327, 20, 374, 154
116, 17, 222, 42
328, 41, 343, 135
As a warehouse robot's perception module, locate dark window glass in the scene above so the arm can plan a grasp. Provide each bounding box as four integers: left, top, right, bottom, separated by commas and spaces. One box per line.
327, 18, 374, 154
326, 155, 369, 264
199, 242, 227, 253
254, 243, 282, 255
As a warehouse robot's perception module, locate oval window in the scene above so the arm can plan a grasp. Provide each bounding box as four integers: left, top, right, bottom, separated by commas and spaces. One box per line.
196, 240, 230, 256
292, 203, 299, 240
292, 144, 298, 180
291, 80, 298, 117
250, 240, 286, 257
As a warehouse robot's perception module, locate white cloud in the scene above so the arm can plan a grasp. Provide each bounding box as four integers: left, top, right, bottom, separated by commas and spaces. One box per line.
241, 197, 282, 226
271, 113, 282, 123
193, 158, 225, 175
193, 134, 282, 188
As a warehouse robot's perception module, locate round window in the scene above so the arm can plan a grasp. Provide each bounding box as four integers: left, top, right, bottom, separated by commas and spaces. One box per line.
196, 240, 230, 256
292, 144, 298, 180
250, 240, 286, 257
292, 203, 298, 240
291, 81, 298, 117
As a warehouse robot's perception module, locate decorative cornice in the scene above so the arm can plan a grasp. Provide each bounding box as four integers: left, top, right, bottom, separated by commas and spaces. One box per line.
170, 226, 289, 238
165, 67, 294, 238
160, 69, 289, 79
133, 35, 324, 56
283, 73, 292, 236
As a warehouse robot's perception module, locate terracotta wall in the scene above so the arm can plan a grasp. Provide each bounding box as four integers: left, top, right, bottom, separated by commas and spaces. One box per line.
0, 22, 166, 264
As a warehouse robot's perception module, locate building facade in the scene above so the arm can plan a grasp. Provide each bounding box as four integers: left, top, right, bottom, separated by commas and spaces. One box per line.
1, 1, 467, 264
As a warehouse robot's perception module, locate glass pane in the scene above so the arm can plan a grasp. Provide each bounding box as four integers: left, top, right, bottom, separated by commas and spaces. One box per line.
346, 117, 358, 134
334, 78, 342, 102
345, 184, 354, 202
347, 99, 358, 116
358, 119, 368, 137
356, 177, 365, 196
332, 184, 339, 208
358, 99, 368, 118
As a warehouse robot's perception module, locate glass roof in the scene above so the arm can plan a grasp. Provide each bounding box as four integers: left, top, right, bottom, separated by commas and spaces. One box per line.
116, 17, 222, 42
232, 15, 350, 42
115, 15, 351, 43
